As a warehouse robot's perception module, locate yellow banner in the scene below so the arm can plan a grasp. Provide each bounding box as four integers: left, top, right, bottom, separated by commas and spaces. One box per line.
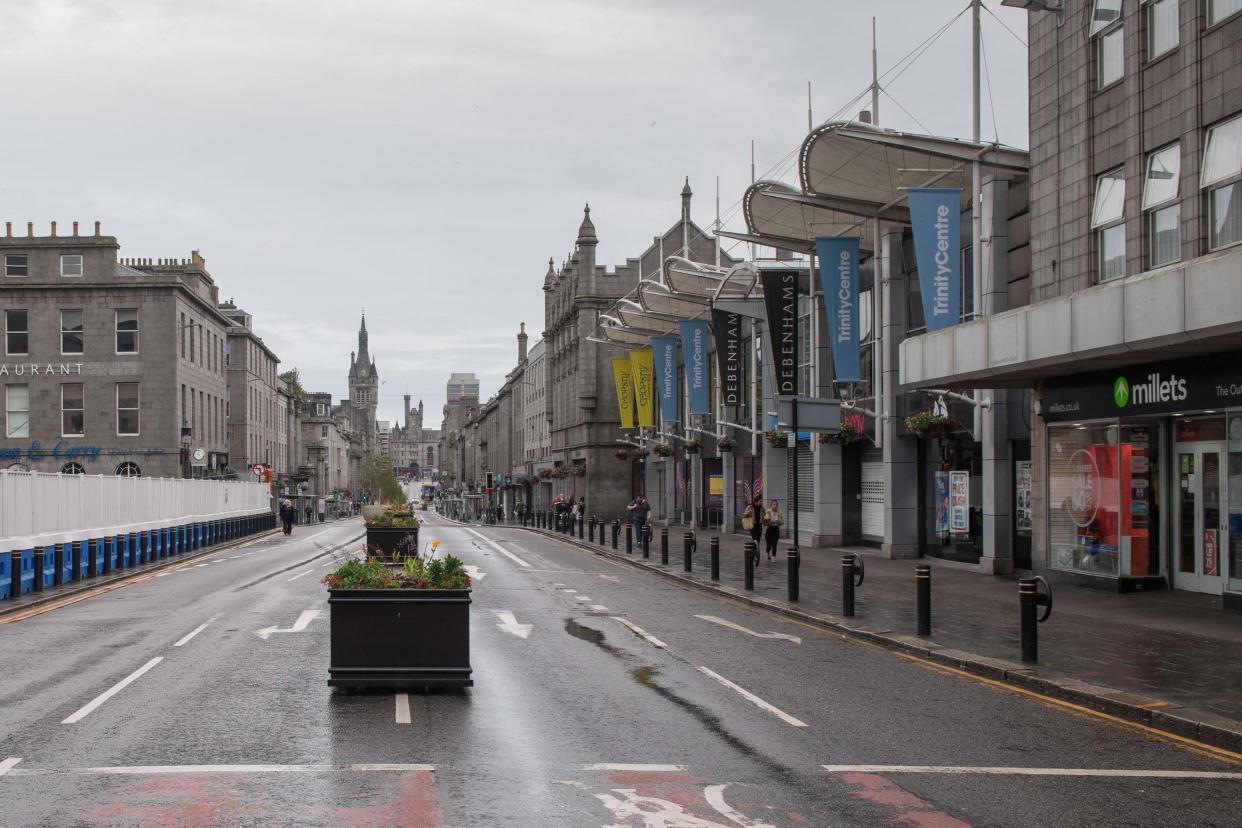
612, 357, 635, 429
630, 349, 655, 428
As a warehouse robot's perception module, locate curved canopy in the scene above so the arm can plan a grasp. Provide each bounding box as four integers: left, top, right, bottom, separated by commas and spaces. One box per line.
663, 257, 760, 301
639, 280, 708, 317
743, 180, 873, 252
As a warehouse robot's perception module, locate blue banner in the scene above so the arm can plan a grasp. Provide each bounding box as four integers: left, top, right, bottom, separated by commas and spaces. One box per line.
908, 187, 962, 332
651, 336, 679, 424
678, 320, 711, 415
815, 236, 861, 383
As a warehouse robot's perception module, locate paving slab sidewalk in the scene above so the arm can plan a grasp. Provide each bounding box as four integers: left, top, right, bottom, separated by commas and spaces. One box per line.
516, 519, 1242, 753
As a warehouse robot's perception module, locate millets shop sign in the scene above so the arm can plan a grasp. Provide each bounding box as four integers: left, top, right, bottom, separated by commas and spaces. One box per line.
1042, 353, 1242, 422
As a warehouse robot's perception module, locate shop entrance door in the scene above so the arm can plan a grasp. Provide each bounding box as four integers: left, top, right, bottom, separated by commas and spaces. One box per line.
1174, 442, 1227, 594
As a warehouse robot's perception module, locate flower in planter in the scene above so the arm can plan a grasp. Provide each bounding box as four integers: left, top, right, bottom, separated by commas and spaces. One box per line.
321, 553, 470, 590
569, 465, 586, 477
904, 410, 956, 437
365, 510, 421, 529
684, 439, 702, 453
615, 447, 631, 460
818, 422, 864, 445
717, 437, 736, 452
653, 443, 673, 457
763, 429, 789, 447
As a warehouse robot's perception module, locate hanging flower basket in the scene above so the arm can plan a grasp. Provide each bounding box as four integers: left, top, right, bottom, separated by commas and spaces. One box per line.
763, 429, 789, 448
684, 439, 702, 454
615, 447, 631, 460
717, 437, 736, 452
819, 422, 864, 445
550, 468, 568, 479
569, 465, 586, 477
633, 447, 649, 458
653, 443, 674, 458
904, 411, 957, 438
538, 469, 553, 480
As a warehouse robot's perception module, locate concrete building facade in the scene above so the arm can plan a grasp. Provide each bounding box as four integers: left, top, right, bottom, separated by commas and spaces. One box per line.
219, 302, 281, 473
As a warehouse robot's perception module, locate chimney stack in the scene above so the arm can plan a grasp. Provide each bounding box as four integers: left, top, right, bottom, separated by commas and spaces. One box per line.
517, 321, 528, 363
27, 222, 33, 237
72, 221, 79, 237
94, 221, 101, 237
50, 221, 57, 237
4, 222, 10, 238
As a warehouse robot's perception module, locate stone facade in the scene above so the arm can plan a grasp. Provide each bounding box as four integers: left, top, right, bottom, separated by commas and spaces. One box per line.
389, 395, 440, 475
438, 373, 480, 488
345, 314, 379, 457
218, 302, 282, 473
299, 391, 351, 495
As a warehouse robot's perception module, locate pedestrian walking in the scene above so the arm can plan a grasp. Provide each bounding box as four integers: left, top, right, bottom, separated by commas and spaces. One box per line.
763, 499, 783, 562
626, 494, 650, 540
742, 495, 764, 564
279, 499, 295, 535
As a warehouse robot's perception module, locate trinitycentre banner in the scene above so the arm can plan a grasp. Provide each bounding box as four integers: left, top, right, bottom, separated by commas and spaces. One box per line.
651, 336, 679, 424
908, 187, 962, 332
678, 320, 711, 416
629, 348, 654, 428
815, 236, 860, 383
611, 356, 635, 429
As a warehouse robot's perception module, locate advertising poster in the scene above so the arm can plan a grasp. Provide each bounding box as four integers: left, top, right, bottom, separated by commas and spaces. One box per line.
949, 470, 969, 534
629, 348, 655, 428
935, 471, 950, 536
1015, 460, 1032, 536
611, 357, 635, 429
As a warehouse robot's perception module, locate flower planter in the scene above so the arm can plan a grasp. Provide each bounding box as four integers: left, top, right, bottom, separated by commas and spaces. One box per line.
328, 588, 472, 689
365, 526, 419, 560
361, 505, 386, 520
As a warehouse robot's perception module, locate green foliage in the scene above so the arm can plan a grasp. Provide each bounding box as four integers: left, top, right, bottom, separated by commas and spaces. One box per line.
361, 452, 405, 505
323, 553, 470, 590
322, 558, 397, 589
279, 368, 306, 402
401, 554, 471, 590
365, 510, 420, 528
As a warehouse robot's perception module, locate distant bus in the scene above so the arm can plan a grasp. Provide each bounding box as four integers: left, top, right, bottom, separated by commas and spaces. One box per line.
420, 483, 439, 502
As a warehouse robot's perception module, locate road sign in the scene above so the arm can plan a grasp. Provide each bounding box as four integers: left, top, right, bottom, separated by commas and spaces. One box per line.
776, 396, 841, 433
251, 463, 265, 477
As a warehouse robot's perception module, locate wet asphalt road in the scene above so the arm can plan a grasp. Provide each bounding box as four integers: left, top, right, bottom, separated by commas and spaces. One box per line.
1, 512, 1240, 827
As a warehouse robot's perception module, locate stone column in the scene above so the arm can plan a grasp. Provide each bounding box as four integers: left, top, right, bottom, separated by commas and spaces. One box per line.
810, 277, 842, 547
980, 175, 1013, 574
880, 226, 918, 558
722, 446, 736, 534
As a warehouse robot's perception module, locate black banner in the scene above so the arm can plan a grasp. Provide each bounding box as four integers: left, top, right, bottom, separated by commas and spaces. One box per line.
1042, 352, 1242, 422
760, 271, 797, 396
711, 308, 743, 407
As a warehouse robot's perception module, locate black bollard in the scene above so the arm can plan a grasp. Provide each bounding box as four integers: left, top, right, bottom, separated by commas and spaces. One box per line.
589, 517, 595, 543
743, 541, 755, 590
710, 536, 719, 581
787, 548, 800, 602
643, 524, 651, 559
916, 565, 931, 637
842, 554, 856, 617
625, 523, 633, 555
1018, 577, 1052, 663
612, 520, 619, 550
660, 527, 669, 565
600, 518, 606, 547
579, 514, 584, 540
683, 532, 694, 572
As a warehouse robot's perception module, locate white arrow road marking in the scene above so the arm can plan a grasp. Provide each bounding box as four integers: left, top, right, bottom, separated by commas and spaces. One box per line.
614, 618, 666, 649
255, 609, 322, 640
463, 565, 486, 581
174, 615, 220, 647
704, 784, 775, 828
596, 789, 736, 828
694, 615, 801, 645
598, 574, 620, 582
466, 529, 531, 568
62, 658, 163, 724
493, 610, 532, 639
696, 666, 807, 728
820, 765, 1242, 779
0, 758, 21, 777
395, 693, 411, 724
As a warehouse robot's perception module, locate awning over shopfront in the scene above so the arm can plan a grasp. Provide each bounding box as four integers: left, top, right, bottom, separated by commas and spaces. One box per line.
594, 259, 760, 343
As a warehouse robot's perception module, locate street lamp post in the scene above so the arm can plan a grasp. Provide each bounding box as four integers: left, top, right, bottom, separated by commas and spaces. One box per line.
180, 421, 192, 479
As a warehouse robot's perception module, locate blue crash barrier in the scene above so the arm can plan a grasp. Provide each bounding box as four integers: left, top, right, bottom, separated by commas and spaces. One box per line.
13, 549, 34, 595
39, 546, 56, 589
0, 553, 11, 600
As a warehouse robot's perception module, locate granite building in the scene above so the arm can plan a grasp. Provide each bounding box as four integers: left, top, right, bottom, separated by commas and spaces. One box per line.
218, 301, 281, 472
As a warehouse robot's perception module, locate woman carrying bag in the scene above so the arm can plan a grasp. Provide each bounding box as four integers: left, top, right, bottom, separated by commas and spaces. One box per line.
763, 499, 784, 562
742, 496, 764, 566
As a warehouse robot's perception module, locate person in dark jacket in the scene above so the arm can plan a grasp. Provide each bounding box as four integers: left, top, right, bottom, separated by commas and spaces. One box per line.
279, 499, 295, 535
627, 495, 651, 541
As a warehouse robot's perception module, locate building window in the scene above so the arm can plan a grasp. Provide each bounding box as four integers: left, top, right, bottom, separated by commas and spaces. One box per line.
1143, 144, 1181, 267
115, 308, 139, 353
61, 383, 84, 436
5, 309, 28, 356
61, 462, 85, 475
115, 461, 141, 477
60, 309, 84, 355
180, 313, 186, 358
1097, 25, 1124, 88
60, 254, 83, 277
1092, 168, 1127, 280
117, 382, 140, 435
1203, 115, 1242, 249
5, 384, 29, 438
4, 254, 28, 277
1210, 0, 1242, 26
1090, 0, 1122, 35
1146, 0, 1178, 59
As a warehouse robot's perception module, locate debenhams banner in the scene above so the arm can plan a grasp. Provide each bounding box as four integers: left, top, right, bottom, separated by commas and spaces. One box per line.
1042, 353, 1242, 422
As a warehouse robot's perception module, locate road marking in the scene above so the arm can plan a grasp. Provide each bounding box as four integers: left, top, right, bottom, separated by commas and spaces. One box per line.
0, 758, 21, 777
820, 765, 1242, 779
286, 569, 314, 582
598, 574, 620, 583
696, 666, 807, 728
193, 563, 210, 568
493, 610, 533, 639
590, 605, 609, 612
174, 615, 219, 647
704, 784, 775, 828
62, 657, 163, 724
255, 609, 322, 640
466, 528, 531, 568
695, 615, 801, 645
614, 618, 666, 649
155, 572, 171, 578
463, 564, 487, 581
395, 693, 411, 724
560, 588, 577, 593
584, 763, 685, 772
574, 595, 592, 602
553, 582, 565, 587
5, 763, 435, 776
320, 559, 337, 567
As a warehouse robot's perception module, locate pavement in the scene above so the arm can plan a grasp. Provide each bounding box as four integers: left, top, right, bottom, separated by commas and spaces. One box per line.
511, 515, 1242, 753
2, 512, 1242, 826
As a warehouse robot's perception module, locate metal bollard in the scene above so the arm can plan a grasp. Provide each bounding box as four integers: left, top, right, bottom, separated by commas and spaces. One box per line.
916, 565, 931, 636
683, 532, 695, 572
612, 521, 619, 550
787, 547, 800, 602
625, 523, 633, 554
842, 553, 864, 617
579, 514, 584, 540
600, 518, 606, 547
710, 536, 719, 581
643, 524, 651, 559
589, 517, 595, 543
1019, 576, 1053, 663
743, 541, 755, 590
660, 527, 669, 565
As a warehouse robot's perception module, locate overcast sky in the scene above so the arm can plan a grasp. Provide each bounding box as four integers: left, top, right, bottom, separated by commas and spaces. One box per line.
1, 0, 1029, 425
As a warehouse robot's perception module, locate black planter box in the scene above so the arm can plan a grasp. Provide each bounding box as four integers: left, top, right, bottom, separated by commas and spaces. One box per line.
365, 526, 419, 559
327, 588, 472, 689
